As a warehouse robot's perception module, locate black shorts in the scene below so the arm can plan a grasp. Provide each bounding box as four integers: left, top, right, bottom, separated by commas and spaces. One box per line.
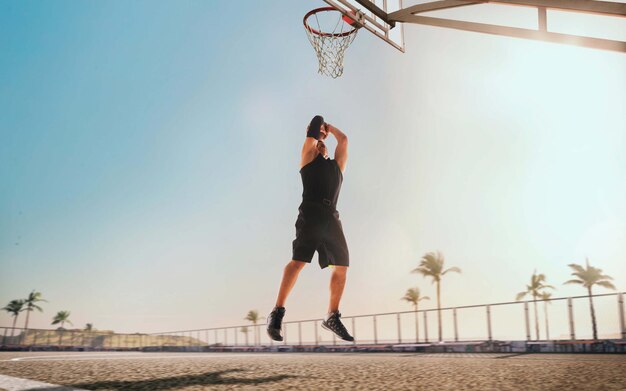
292, 201, 349, 269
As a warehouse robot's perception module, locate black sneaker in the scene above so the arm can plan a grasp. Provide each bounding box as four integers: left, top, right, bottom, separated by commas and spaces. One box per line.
321, 311, 354, 341
266, 306, 286, 341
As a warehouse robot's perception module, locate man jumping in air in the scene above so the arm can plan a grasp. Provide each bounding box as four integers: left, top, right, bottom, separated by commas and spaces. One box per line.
267, 115, 354, 342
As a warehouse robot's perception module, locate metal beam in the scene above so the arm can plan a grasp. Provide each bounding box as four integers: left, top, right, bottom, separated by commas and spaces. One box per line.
389, 0, 626, 19
389, 1, 483, 20
487, 0, 626, 17
354, 0, 396, 27
394, 14, 626, 52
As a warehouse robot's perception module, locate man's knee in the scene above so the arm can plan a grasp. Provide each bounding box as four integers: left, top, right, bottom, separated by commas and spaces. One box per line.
288, 260, 307, 270
332, 265, 348, 275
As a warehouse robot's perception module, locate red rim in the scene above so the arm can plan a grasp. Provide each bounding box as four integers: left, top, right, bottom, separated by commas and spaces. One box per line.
303, 7, 358, 38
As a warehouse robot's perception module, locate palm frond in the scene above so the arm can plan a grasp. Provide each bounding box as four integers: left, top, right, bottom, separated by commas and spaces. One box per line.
443, 266, 462, 275
595, 281, 616, 290
515, 291, 527, 301
567, 263, 585, 274
564, 279, 583, 285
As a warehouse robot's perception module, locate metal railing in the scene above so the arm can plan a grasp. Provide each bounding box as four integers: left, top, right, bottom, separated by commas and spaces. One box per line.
146, 292, 625, 347
2, 292, 624, 351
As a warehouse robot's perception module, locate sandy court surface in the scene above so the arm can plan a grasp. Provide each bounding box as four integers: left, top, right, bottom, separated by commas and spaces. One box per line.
0, 351, 625, 390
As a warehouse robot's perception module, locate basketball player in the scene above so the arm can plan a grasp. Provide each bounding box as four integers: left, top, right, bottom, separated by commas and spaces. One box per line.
267, 115, 354, 342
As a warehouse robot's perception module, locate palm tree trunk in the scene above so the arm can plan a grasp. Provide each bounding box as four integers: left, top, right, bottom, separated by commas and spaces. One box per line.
24, 309, 30, 330
22, 309, 31, 345
533, 298, 540, 340
10, 316, 17, 339
543, 301, 550, 340
588, 287, 598, 340
414, 304, 419, 343
437, 281, 442, 342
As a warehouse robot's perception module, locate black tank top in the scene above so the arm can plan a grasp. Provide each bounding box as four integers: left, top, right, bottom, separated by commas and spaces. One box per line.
300, 153, 343, 208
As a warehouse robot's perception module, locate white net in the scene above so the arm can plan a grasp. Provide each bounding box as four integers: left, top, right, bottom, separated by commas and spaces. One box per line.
304, 8, 359, 79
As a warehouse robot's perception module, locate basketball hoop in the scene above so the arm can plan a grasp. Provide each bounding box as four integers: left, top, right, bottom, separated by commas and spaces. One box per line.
304, 7, 362, 78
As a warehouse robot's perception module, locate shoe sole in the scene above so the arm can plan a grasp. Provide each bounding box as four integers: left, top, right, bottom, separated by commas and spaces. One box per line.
267, 328, 283, 342
321, 322, 354, 342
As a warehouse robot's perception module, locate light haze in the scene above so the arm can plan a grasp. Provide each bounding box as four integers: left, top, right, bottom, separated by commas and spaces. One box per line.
1, 1, 624, 339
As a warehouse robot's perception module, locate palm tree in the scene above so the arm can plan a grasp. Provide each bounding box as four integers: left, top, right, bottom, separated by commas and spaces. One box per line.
516, 270, 554, 341
244, 310, 263, 346
240, 326, 250, 346
52, 311, 73, 346
412, 251, 461, 342
52, 311, 73, 329
82, 323, 94, 347
564, 258, 616, 340
401, 287, 430, 342
539, 291, 552, 340
2, 299, 25, 339
23, 290, 47, 330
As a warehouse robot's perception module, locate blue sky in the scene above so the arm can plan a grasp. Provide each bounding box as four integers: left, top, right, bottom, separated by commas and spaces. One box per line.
1, 1, 625, 340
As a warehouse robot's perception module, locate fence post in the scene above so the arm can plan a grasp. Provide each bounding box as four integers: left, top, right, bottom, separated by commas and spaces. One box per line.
453, 308, 459, 342
618, 293, 625, 339
298, 322, 302, 346
423, 312, 429, 342
352, 317, 356, 345
568, 297, 576, 340
373, 315, 378, 344
2, 328, 7, 346
284, 324, 288, 345
486, 305, 492, 342
397, 313, 402, 344
314, 320, 319, 346
524, 302, 531, 341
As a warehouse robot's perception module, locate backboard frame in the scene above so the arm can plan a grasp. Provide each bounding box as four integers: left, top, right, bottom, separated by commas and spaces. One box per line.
323, 0, 406, 52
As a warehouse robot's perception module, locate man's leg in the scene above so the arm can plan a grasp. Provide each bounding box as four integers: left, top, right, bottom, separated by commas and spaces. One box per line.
275, 260, 306, 307
321, 265, 353, 341
327, 265, 348, 314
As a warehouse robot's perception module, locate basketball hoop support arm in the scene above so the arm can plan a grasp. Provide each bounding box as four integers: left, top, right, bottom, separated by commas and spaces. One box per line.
383, 0, 626, 52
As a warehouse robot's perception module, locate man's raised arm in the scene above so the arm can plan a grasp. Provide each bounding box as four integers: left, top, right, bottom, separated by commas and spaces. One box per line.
327, 123, 348, 172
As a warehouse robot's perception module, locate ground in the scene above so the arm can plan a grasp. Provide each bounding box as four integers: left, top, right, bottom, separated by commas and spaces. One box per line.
0, 351, 625, 390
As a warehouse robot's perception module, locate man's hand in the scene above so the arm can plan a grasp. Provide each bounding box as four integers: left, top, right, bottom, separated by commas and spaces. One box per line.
326, 123, 347, 141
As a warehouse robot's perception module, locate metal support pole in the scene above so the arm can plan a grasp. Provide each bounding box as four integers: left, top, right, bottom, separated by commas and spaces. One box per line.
568, 297, 576, 340
352, 317, 356, 344
224, 329, 227, 346
315, 320, 319, 346
486, 305, 492, 342
423, 312, 429, 342
453, 308, 459, 342
618, 293, 625, 339
214, 329, 218, 346
234, 328, 238, 347
373, 315, 378, 344
298, 322, 302, 346
284, 324, 288, 345
538, 7, 547, 31
524, 302, 531, 341
397, 313, 402, 343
